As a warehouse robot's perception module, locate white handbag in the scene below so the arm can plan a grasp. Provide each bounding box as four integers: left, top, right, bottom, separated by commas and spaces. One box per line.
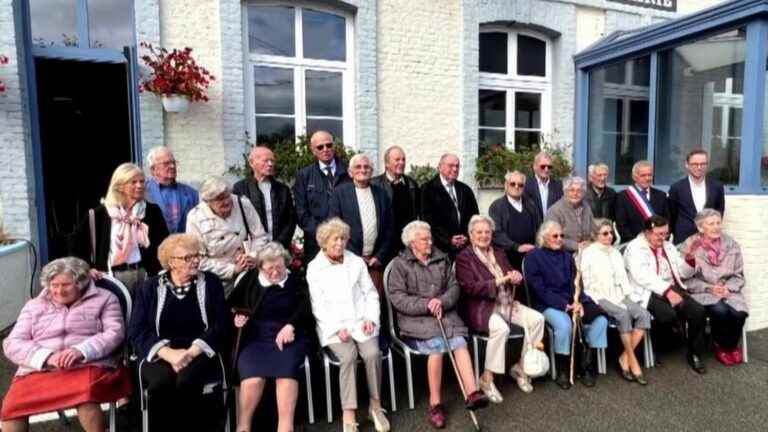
521, 307, 550, 378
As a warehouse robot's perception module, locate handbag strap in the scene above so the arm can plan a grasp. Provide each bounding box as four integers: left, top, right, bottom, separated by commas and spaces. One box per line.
237, 196, 252, 241
88, 208, 96, 264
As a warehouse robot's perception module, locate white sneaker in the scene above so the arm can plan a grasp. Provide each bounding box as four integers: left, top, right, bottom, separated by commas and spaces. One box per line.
342, 422, 360, 432
369, 407, 391, 432
479, 378, 504, 403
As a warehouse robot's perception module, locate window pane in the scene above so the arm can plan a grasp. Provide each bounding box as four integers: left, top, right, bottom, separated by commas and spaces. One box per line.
603, 99, 623, 133
517, 35, 545, 77
31, 0, 78, 48
254, 66, 294, 115
479, 129, 506, 154
605, 62, 626, 84
515, 92, 541, 129
306, 70, 342, 117
480, 32, 507, 74
479, 90, 505, 127
657, 28, 745, 185
88, 0, 134, 49
307, 118, 343, 142
303, 9, 346, 61
514, 131, 540, 152
256, 116, 295, 144
629, 100, 649, 133
248, 5, 295, 56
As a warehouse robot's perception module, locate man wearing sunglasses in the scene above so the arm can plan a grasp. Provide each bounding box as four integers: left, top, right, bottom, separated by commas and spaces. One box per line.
523, 151, 563, 217
293, 130, 351, 261
489, 170, 542, 269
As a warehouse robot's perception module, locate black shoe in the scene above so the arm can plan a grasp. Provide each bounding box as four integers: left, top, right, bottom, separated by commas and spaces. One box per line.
687, 353, 707, 374
556, 370, 572, 389
580, 348, 596, 387
555, 354, 571, 390
633, 373, 649, 385
580, 369, 596, 387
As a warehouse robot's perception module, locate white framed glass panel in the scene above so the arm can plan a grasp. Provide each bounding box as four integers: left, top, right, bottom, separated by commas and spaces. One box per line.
254, 66, 295, 115
306, 70, 342, 117
247, 5, 295, 56
31, 0, 78, 48
87, 0, 134, 49
517, 35, 546, 77
302, 9, 346, 61
480, 32, 507, 74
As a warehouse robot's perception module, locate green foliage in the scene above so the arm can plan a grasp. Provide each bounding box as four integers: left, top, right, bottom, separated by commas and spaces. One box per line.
407, 164, 438, 186
227, 133, 357, 185
475, 142, 572, 188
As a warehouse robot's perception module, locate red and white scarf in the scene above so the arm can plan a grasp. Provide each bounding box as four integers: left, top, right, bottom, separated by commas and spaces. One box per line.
107, 201, 150, 267
626, 185, 655, 220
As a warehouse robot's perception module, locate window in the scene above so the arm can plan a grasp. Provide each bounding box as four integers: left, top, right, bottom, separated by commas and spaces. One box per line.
245, 3, 353, 144
478, 29, 550, 154
656, 29, 746, 185
30, 0, 135, 49
588, 56, 650, 184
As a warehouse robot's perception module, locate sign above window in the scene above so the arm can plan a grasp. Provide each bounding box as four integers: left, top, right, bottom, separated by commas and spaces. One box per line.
607, 0, 676, 12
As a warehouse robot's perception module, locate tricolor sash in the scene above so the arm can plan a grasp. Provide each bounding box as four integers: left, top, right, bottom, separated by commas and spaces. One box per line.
626, 185, 655, 220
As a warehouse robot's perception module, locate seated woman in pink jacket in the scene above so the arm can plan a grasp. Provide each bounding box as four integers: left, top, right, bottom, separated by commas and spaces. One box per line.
1, 257, 130, 432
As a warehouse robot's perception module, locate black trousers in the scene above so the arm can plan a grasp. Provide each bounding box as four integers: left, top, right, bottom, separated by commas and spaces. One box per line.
141, 355, 224, 431
647, 293, 706, 356
706, 301, 748, 350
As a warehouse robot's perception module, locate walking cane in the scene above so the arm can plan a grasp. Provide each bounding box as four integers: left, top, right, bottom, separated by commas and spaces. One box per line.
437, 318, 481, 431
569, 251, 584, 385
231, 307, 251, 371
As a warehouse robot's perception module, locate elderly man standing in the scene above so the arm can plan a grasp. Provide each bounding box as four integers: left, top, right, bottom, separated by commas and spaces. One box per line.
585, 163, 617, 221
615, 160, 669, 243
233, 146, 297, 250
488, 170, 542, 269
421, 153, 479, 259
668, 149, 725, 244
544, 177, 594, 253
145, 146, 199, 233
329, 153, 394, 293
293, 131, 350, 261
523, 151, 563, 217
371, 145, 420, 247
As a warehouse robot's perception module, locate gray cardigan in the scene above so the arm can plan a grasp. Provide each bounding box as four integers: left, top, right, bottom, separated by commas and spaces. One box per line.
544, 197, 594, 252
387, 248, 468, 340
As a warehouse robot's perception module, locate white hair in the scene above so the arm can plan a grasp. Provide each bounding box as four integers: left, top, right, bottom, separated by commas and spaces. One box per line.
536, 220, 563, 247
199, 176, 232, 201
146, 146, 173, 169
588, 163, 609, 176
401, 221, 431, 247
694, 208, 722, 230
468, 214, 495, 233
562, 176, 587, 192
40, 257, 91, 293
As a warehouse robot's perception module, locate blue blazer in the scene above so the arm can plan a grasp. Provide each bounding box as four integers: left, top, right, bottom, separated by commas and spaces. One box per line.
523, 177, 563, 217
329, 182, 395, 265
145, 177, 199, 234
668, 177, 725, 244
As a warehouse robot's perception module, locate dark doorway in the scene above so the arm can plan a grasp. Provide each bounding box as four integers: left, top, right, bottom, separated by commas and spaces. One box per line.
35, 58, 133, 260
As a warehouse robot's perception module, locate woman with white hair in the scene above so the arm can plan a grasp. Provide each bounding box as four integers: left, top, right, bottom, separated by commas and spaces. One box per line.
679, 209, 748, 366
186, 176, 268, 294
524, 221, 608, 389
388, 221, 488, 429
72, 162, 169, 294
544, 176, 594, 252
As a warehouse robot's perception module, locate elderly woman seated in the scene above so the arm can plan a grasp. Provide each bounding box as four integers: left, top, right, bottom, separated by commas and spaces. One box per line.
128, 234, 229, 431
525, 221, 608, 389
455, 215, 545, 401
228, 242, 311, 432
307, 218, 390, 432
544, 176, 594, 252
679, 209, 748, 366
186, 176, 268, 295
1, 257, 131, 432
388, 221, 488, 429
581, 219, 651, 384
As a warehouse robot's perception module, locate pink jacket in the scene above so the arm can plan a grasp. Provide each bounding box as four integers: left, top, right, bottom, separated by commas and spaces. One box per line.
3, 282, 124, 376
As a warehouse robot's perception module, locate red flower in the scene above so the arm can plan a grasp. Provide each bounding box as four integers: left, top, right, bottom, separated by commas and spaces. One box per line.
139, 42, 214, 102
0, 54, 8, 94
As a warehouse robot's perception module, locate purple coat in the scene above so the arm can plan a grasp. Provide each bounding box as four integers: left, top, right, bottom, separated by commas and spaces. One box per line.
455, 246, 516, 333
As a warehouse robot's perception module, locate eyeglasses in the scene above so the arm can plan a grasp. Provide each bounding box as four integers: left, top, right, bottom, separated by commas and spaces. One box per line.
156, 159, 177, 167
173, 254, 203, 263
315, 143, 333, 151
539, 164, 552, 170
550, 233, 563, 239
508, 182, 524, 188
688, 162, 708, 167
352, 164, 372, 170
599, 231, 613, 237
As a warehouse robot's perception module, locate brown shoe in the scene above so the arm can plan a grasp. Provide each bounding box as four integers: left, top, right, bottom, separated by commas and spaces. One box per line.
464, 390, 489, 411
427, 404, 446, 429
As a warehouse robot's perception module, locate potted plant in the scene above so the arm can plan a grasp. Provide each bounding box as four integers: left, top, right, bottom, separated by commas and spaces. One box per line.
0, 54, 8, 95
139, 42, 215, 112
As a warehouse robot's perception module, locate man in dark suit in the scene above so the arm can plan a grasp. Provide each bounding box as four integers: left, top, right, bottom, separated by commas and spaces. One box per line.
615, 160, 669, 243
233, 146, 296, 250
668, 149, 725, 244
523, 151, 563, 217
421, 153, 479, 259
371, 145, 420, 250
293, 130, 350, 261
489, 170, 542, 270
585, 162, 617, 221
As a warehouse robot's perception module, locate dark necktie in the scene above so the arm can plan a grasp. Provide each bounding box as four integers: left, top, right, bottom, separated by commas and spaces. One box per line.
325, 166, 334, 188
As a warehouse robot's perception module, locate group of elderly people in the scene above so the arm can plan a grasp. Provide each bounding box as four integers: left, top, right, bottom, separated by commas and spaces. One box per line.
0, 141, 751, 432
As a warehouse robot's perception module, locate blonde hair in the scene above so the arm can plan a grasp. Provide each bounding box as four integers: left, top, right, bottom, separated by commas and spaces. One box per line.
316, 218, 350, 250
104, 163, 144, 207
158, 234, 201, 270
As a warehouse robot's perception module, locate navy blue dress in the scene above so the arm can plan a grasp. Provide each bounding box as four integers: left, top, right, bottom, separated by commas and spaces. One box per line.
237, 279, 308, 380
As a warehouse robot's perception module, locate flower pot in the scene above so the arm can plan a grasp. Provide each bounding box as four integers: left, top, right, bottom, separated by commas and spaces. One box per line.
161, 95, 190, 113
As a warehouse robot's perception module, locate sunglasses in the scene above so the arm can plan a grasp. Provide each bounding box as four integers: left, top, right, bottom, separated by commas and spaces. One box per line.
599, 231, 613, 237
550, 233, 563, 239
315, 143, 333, 150
508, 182, 524, 188
539, 164, 552, 170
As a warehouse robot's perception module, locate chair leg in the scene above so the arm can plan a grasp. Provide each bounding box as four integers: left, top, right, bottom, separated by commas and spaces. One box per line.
597, 348, 606, 374
548, 328, 557, 380
305, 357, 315, 424
644, 333, 655, 368
405, 353, 414, 410
109, 402, 117, 432
387, 355, 397, 412
472, 337, 480, 383
142, 391, 150, 432
742, 327, 749, 363
324, 357, 333, 423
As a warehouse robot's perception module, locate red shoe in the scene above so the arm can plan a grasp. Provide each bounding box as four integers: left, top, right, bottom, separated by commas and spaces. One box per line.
465, 390, 489, 411
714, 345, 734, 366
427, 404, 446, 429
730, 348, 743, 365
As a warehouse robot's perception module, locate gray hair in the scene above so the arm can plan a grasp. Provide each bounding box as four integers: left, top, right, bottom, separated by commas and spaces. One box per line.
536, 220, 563, 247
591, 218, 614, 241
40, 257, 91, 293
562, 176, 587, 192
316, 218, 351, 249
348, 153, 372, 169
468, 214, 495, 234
256, 242, 291, 268
401, 220, 431, 247
383, 145, 405, 164
533, 151, 552, 166
146, 146, 173, 169
199, 176, 232, 201
504, 170, 526, 183
694, 208, 722, 230
588, 163, 609, 176
631, 160, 653, 177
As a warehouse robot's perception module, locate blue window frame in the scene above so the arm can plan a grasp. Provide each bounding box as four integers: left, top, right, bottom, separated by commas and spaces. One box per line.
574, 0, 768, 194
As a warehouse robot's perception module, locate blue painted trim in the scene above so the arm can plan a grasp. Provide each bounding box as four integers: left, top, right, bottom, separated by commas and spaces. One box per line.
646, 52, 659, 166
31, 47, 127, 63
0, 241, 29, 258
76, 0, 89, 48
17, 0, 49, 262
575, 0, 768, 69
740, 20, 768, 192
124, 46, 144, 166
574, 68, 589, 177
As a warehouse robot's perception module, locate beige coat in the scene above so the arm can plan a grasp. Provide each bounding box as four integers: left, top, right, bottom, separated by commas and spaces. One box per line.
581, 242, 633, 307
623, 234, 695, 308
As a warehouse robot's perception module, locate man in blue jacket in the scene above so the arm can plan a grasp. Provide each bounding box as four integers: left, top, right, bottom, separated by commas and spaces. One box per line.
145, 146, 198, 233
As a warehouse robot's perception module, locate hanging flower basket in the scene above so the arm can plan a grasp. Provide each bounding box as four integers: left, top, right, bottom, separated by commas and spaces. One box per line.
0, 55, 8, 95
139, 42, 214, 111
161, 94, 190, 113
